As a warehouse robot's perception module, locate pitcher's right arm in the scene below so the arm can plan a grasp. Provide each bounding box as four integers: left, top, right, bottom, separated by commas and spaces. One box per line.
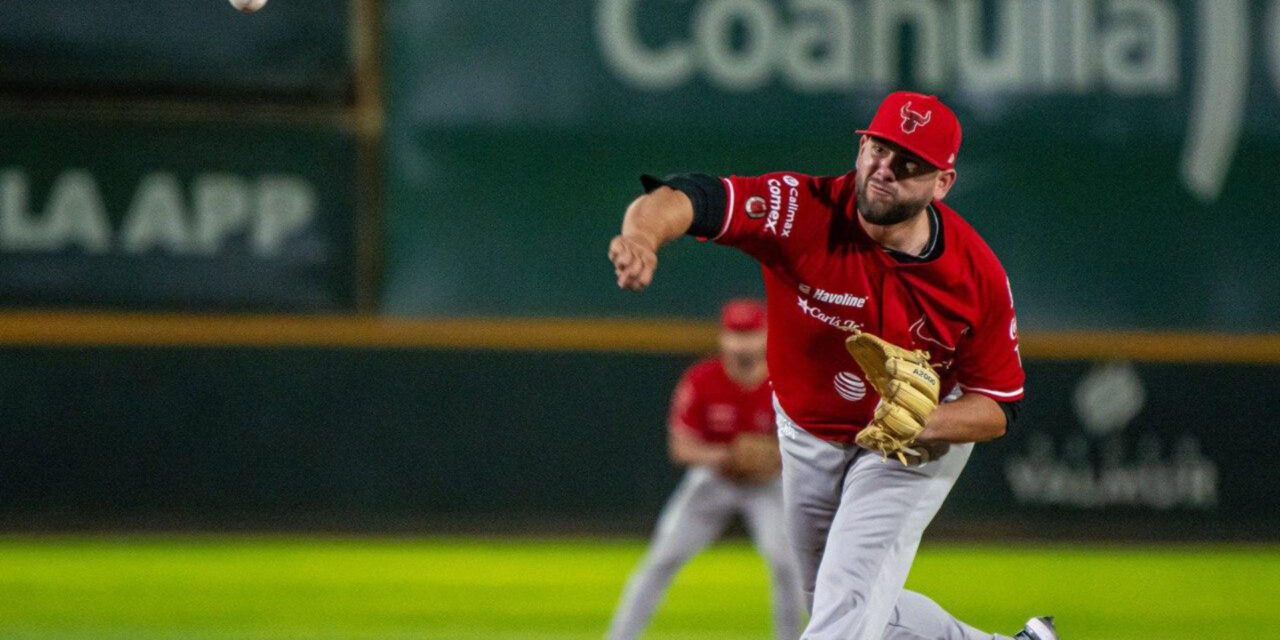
607, 186, 693, 291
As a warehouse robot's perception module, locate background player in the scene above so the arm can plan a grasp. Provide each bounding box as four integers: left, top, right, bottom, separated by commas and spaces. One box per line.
606, 299, 805, 640
607, 91, 1057, 640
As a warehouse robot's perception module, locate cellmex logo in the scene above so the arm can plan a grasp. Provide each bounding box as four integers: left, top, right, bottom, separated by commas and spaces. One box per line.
596, 0, 1273, 202
763, 176, 800, 236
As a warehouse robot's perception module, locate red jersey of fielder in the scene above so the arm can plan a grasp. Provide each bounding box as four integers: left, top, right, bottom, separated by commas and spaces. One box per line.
658, 171, 1024, 443
669, 357, 775, 445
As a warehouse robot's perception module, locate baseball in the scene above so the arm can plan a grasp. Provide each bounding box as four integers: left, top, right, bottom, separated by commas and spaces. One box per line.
229, 0, 268, 12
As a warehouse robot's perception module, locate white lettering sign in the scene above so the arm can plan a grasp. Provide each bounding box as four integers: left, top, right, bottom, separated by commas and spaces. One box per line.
596, 0, 1266, 202
0, 169, 317, 258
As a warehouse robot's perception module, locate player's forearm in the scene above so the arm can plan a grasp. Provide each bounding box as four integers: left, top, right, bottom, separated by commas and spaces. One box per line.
670, 445, 731, 468
917, 393, 1007, 444
621, 187, 694, 250
668, 429, 731, 467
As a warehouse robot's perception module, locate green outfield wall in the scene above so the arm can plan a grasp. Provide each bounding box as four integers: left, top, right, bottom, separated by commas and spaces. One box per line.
384, 0, 1280, 331
0, 335, 1273, 539
0, 2, 371, 311
1, 1, 1278, 540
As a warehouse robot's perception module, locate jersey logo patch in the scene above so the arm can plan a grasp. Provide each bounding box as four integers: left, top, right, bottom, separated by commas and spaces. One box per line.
910, 316, 958, 354
811, 287, 867, 308
797, 296, 861, 332
833, 372, 867, 402
900, 102, 932, 134
745, 196, 768, 219
910, 316, 961, 372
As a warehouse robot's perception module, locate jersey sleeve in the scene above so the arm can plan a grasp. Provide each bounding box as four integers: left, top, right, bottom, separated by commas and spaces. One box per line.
712, 172, 819, 268
668, 367, 707, 439
640, 173, 727, 239
954, 264, 1026, 402
642, 171, 818, 269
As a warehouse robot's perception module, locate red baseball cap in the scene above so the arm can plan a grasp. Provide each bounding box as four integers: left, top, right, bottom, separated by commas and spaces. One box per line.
720, 298, 766, 332
856, 91, 962, 170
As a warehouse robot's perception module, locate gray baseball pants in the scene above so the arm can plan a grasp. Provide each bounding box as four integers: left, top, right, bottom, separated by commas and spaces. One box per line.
776, 402, 1015, 640
606, 465, 806, 640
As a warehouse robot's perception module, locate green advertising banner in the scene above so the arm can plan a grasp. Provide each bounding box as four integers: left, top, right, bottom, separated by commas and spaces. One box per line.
0, 0, 351, 100
0, 116, 358, 311
384, 0, 1280, 330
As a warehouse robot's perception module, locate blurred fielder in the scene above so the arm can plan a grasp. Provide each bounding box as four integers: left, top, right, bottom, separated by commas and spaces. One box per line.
608, 92, 1058, 640
606, 298, 804, 640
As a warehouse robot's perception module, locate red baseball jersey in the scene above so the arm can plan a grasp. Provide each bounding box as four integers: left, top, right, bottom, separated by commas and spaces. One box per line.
711, 171, 1024, 443
669, 357, 775, 445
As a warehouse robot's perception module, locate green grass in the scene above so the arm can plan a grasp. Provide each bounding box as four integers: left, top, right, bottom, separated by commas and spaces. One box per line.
0, 536, 1274, 639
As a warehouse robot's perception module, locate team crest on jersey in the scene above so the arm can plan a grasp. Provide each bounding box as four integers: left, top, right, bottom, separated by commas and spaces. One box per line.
744, 196, 768, 219
910, 316, 960, 373
900, 102, 932, 134
910, 316, 958, 354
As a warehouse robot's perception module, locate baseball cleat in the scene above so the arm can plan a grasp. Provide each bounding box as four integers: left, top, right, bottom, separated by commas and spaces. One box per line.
1013, 616, 1058, 640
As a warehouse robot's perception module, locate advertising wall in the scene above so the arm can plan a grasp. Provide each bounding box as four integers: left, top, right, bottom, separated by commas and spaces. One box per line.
384, 0, 1280, 330
1, 345, 1271, 537
0, 1, 363, 311
0, 1, 1274, 538
0, 117, 358, 311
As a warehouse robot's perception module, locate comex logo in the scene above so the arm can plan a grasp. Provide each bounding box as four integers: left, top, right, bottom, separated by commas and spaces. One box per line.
763, 176, 801, 236
899, 101, 931, 134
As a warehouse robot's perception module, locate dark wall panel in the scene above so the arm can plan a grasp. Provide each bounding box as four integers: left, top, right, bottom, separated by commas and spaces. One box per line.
1, 346, 1273, 539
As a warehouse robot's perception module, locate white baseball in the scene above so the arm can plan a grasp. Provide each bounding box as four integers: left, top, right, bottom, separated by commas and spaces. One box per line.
229, 0, 268, 13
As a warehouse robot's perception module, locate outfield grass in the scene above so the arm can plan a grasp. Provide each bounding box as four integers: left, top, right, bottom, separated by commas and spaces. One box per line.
0, 536, 1274, 639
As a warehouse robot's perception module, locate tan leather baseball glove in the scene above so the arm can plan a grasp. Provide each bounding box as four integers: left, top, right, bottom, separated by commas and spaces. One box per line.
845, 330, 941, 465
721, 433, 781, 484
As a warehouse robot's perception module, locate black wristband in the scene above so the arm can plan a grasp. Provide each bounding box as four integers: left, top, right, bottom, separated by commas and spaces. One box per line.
639, 173, 727, 238
997, 399, 1021, 430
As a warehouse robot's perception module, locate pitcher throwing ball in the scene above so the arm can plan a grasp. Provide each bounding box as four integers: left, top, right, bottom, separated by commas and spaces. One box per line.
608, 92, 1058, 640
606, 299, 805, 640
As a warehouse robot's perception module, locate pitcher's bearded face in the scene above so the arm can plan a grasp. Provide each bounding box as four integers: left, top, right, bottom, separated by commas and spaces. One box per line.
855, 137, 943, 225
856, 171, 933, 225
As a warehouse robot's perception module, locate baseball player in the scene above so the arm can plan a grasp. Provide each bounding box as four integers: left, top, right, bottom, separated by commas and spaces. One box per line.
607, 91, 1058, 640
606, 299, 805, 640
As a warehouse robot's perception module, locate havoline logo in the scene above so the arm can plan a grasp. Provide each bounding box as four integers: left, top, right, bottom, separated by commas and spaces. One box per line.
596, 0, 1267, 202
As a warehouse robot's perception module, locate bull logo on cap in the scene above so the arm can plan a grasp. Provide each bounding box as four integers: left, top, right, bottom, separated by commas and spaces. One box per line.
899, 102, 932, 134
